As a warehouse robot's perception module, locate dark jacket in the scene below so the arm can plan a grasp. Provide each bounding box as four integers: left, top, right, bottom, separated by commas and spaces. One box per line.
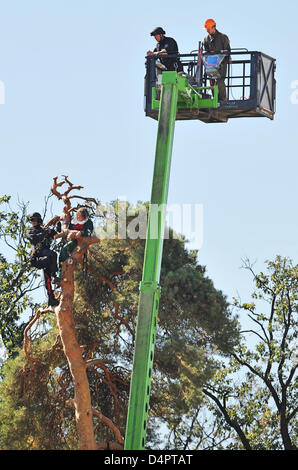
69, 218, 94, 237
26, 225, 56, 251
204, 30, 230, 54
154, 36, 183, 71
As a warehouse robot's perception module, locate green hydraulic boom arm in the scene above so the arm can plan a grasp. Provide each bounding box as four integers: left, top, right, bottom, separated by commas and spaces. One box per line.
124, 72, 218, 450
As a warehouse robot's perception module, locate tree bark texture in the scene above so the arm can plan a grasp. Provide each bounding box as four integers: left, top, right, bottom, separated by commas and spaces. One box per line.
55, 239, 98, 450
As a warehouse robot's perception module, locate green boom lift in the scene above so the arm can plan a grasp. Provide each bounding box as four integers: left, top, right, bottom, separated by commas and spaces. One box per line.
124, 71, 218, 450
125, 48, 276, 449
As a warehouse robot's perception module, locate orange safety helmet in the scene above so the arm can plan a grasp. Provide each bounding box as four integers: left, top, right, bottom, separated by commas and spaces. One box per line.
204, 19, 216, 30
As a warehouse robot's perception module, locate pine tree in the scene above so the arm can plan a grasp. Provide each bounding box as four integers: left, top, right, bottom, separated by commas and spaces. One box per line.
0, 183, 239, 450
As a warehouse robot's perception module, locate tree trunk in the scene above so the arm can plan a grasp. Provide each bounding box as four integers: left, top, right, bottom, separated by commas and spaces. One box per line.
55, 242, 97, 450
48, 177, 101, 449
280, 397, 296, 450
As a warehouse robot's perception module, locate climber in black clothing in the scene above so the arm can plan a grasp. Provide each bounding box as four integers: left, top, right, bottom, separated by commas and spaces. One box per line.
26, 212, 60, 307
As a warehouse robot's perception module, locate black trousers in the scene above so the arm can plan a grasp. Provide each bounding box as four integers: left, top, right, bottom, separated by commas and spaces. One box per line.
30, 248, 58, 297
31, 248, 57, 274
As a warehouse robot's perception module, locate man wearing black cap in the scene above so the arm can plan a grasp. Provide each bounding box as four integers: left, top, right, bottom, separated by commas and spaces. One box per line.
26, 212, 59, 307
147, 27, 183, 72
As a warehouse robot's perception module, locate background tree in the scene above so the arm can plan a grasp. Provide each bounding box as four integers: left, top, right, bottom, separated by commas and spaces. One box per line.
202, 256, 298, 450
0, 188, 240, 450
0, 196, 41, 356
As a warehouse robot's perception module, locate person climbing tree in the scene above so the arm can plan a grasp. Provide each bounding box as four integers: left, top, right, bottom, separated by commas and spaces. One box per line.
26, 212, 60, 307
55, 207, 94, 283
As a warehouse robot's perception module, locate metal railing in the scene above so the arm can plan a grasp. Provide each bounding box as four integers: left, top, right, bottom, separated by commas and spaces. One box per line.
145, 50, 276, 113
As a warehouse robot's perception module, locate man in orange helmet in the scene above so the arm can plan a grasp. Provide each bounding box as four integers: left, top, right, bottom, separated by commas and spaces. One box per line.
204, 19, 230, 101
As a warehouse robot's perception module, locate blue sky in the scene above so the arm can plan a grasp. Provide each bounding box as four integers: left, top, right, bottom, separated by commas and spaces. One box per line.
0, 0, 297, 322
